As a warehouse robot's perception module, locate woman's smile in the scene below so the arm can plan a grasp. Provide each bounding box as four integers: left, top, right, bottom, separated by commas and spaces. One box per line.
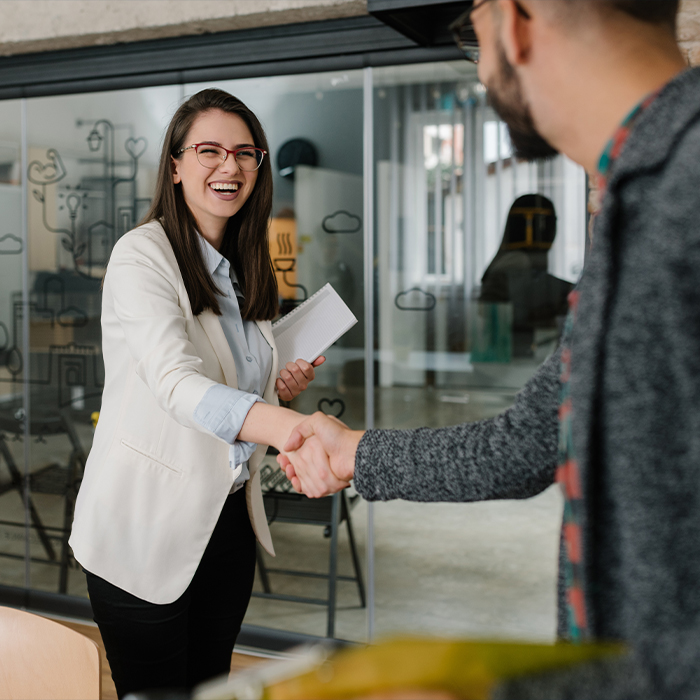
172, 108, 259, 247
207, 179, 243, 200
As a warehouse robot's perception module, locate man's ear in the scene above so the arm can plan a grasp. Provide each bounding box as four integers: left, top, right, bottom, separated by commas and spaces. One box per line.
171, 155, 181, 185
496, 0, 532, 67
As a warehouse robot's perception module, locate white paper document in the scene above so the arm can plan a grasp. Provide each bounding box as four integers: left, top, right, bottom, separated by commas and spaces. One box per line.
272, 283, 358, 368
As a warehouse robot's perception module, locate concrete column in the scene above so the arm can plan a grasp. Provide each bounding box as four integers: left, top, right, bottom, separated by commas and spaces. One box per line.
679, 0, 700, 64
0, 0, 368, 56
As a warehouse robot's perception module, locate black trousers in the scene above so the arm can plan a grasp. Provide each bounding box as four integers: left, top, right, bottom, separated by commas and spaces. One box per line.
84, 488, 257, 699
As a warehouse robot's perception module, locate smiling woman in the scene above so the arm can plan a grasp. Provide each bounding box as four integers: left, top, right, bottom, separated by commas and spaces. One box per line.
173, 122, 267, 249
68, 89, 326, 698
147, 90, 277, 320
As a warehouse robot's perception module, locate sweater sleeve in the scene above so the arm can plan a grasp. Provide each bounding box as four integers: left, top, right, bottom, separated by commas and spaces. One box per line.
354, 346, 562, 503
491, 653, 655, 700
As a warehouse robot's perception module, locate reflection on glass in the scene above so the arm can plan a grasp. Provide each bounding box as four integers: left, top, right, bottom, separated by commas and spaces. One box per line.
0, 61, 587, 648
0, 99, 28, 591
373, 62, 585, 641
480, 194, 573, 359
186, 72, 367, 641
15, 87, 180, 596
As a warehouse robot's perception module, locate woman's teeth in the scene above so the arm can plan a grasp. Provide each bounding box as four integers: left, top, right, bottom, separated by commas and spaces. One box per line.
209, 183, 239, 191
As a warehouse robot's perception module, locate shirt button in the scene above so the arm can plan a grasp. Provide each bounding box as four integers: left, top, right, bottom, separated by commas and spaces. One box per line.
246, 356, 253, 362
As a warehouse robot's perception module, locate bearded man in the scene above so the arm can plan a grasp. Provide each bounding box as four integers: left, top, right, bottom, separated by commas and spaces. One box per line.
281, 2, 700, 697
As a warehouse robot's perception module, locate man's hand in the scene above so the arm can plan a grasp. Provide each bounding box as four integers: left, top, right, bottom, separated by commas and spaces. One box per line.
276, 356, 325, 402
277, 411, 364, 497
280, 433, 350, 498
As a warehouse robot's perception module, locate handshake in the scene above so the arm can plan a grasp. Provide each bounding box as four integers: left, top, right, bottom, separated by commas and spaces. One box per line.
277, 412, 365, 498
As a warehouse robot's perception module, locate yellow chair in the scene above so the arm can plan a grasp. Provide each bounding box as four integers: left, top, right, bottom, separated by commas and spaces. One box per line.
0, 606, 101, 700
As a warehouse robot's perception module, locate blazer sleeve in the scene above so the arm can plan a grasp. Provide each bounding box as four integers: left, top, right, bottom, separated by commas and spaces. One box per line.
354, 346, 561, 503
104, 230, 225, 435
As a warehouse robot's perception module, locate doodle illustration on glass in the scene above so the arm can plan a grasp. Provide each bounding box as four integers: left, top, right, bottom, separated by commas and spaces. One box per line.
322, 210, 362, 234
394, 287, 437, 312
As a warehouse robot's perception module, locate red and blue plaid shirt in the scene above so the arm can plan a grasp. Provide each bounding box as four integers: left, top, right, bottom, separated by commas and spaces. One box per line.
556, 89, 659, 642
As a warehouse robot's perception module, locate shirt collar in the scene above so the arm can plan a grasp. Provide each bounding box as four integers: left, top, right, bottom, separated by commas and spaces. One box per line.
198, 234, 229, 277
596, 89, 661, 185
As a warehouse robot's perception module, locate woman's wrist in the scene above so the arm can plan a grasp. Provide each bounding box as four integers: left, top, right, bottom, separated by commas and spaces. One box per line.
238, 402, 304, 452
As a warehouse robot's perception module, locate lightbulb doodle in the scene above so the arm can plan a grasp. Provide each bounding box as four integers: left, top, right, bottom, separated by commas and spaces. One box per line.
29, 119, 149, 279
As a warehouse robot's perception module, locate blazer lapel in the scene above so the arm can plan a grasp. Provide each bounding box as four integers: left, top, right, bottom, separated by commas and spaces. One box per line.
256, 319, 279, 402
197, 310, 238, 389
246, 319, 278, 481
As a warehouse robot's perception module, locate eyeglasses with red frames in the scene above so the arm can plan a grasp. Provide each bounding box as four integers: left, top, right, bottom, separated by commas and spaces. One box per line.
176, 143, 268, 172
450, 0, 531, 64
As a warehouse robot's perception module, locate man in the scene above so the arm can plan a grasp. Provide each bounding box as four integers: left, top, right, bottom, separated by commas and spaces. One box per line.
280, 1, 700, 697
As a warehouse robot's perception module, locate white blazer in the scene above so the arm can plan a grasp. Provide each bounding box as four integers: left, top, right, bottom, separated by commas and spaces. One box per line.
69, 221, 277, 605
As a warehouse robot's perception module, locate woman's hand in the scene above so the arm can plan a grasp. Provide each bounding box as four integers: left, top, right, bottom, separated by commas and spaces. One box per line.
277, 412, 361, 496
276, 357, 325, 401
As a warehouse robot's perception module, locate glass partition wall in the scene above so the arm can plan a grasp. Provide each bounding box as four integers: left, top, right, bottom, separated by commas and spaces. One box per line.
371, 62, 584, 641
0, 61, 586, 646
184, 72, 368, 642
0, 86, 181, 600
0, 99, 26, 592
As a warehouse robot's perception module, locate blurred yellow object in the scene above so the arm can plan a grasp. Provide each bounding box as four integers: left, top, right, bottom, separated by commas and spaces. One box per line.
195, 637, 625, 700
268, 638, 624, 700
91, 412, 99, 429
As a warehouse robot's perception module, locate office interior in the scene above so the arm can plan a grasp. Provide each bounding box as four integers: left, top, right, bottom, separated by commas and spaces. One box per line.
0, 35, 587, 648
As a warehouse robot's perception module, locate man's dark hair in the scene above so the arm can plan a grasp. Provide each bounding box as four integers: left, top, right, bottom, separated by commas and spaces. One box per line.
592, 0, 680, 33
607, 0, 679, 30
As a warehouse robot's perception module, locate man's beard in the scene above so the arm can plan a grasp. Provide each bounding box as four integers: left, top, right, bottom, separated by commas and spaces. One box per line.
486, 41, 559, 161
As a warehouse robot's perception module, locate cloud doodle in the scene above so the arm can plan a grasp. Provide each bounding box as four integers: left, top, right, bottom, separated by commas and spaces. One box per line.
394, 287, 437, 312
0, 234, 22, 255
322, 210, 362, 234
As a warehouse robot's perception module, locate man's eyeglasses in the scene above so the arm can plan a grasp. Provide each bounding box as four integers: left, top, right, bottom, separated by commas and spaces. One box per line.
450, 0, 531, 64
176, 143, 268, 172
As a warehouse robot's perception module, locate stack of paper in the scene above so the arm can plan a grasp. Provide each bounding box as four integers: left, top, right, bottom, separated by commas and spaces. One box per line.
272, 283, 358, 368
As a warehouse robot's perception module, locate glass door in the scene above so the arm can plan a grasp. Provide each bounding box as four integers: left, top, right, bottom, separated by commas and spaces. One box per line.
186, 72, 368, 642
371, 61, 585, 641
0, 99, 27, 591
17, 86, 180, 596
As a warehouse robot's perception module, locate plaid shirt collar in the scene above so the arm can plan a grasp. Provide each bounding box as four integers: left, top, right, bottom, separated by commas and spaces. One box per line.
595, 90, 661, 190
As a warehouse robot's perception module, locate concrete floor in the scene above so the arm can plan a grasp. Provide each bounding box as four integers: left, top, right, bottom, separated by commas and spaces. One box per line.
246, 483, 562, 643
0, 380, 563, 646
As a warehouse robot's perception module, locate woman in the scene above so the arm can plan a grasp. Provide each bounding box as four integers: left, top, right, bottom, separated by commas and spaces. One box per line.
69, 89, 324, 697
479, 194, 572, 358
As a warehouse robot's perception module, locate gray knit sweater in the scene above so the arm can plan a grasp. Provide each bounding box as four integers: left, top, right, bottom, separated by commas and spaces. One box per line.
355, 67, 700, 699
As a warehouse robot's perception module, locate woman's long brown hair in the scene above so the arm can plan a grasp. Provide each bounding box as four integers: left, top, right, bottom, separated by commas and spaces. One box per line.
142, 88, 278, 320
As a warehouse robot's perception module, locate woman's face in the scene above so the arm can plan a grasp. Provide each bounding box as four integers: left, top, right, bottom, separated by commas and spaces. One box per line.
172, 108, 259, 242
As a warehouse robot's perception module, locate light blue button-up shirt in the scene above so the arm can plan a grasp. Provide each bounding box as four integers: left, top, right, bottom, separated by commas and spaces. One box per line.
192, 235, 273, 492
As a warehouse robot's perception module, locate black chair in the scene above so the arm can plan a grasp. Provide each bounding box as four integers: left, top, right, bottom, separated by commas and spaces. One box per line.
253, 462, 366, 638
0, 407, 87, 593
